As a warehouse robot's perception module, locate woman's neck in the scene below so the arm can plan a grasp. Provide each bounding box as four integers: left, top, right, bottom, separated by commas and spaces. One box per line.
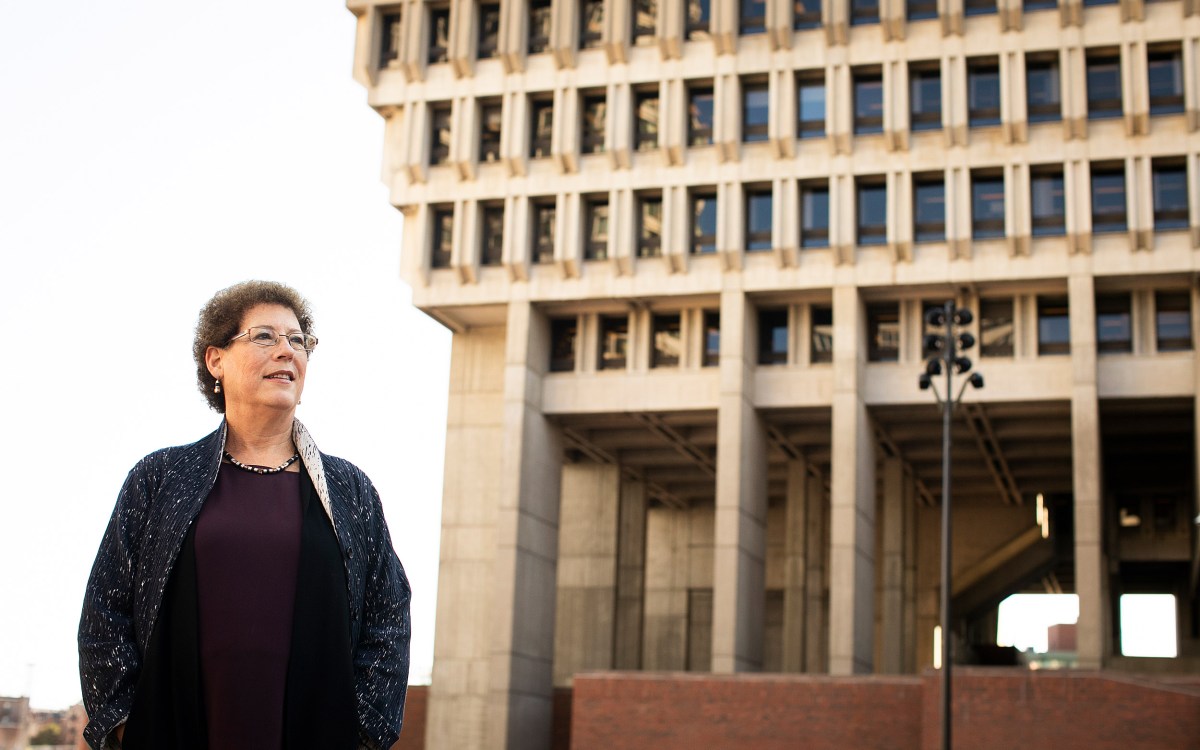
224, 410, 296, 465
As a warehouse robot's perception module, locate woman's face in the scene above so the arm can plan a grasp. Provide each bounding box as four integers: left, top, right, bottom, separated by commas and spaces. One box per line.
207, 303, 308, 416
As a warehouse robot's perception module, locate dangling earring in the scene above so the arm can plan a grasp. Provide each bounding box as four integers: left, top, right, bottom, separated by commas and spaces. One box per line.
214, 379, 222, 394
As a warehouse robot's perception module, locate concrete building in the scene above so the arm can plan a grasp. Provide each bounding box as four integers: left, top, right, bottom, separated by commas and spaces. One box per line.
0, 696, 30, 750
346, 0, 1200, 746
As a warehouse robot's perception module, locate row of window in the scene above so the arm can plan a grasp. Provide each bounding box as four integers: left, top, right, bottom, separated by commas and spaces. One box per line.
545, 290, 1193, 372
381, 0, 1147, 69
428, 159, 1190, 267
424, 47, 1184, 168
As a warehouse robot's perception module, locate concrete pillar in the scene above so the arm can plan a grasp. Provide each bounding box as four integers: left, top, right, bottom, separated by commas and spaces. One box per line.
782, 458, 811, 673
427, 327, 507, 750
902, 475, 918, 673
486, 301, 564, 750
804, 472, 828, 673
1069, 272, 1108, 669
643, 507, 690, 670
712, 289, 769, 673
829, 285, 877, 674
880, 458, 905, 673
614, 480, 647, 669
553, 462, 621, 686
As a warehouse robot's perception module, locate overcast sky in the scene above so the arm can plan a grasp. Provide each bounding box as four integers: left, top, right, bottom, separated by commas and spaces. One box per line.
0, 0, 450, 708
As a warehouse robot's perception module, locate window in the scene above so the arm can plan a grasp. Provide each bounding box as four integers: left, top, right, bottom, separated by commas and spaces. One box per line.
797, 75, 826, 138
980, 298, 1014, 357
741, 0, 766, 33
794, 0, 822, 28
529, 0, 552, 53
635, 90, 659, 151
688, 86, 715, 146
532, 201, 556, 263
1156, 292, 1192, 351
800, 183, 830, 248
811, 306, 833, 363
638, 195, 663, 257
910, 65, 942, 131
430, 104, 452, 165
530, 98, 553, 158
691, 191, 718, 254
972, 173, 1005, 239
854, 71, 884, 134
1037, 296, 1070, 355
851, 0, 879, 25
1023, 0, 1055, 9
913, 174, 946, 242
431, 207, 454, 268
478, 3, 501, 58
968, 59, 1001, 127
581, 93, 607, 154
868, 304, 900, 362
1148, 49, 1184, 115
585, 198, 609, 260
907, 0, 937, 21
687, 0, 711, 40
428, 6, 450, 63
703, 311, 721, 366
380, 12, 403, 67
1083, 0, 1116, 6
581, 0, 604, 48
481, 205, 504, 265
550, 318, 577, 372
1152, 162, 1188, 230
743, 81, 769, 142
652, 313, 682, 367
963, 0, 996, 14
1026, 56, 1061, 123
745, 187, 773, 251
1031, 168, 1066, 236
598, 315, 629, 370
634, 0, 658, 43
1086, 51, 1122, 120
479, 100, 502, 163
857, 180, 887, 246
758, 309, 789, 365
1096, 293, 1132, 353
1091, 164, 1127, 234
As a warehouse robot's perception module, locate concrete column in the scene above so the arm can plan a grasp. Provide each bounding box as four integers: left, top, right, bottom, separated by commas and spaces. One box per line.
553, 462, 621, 686
902, 474, 918, 673
804, 472, 828, 672
782, 458, 811, 673
1069, 272, 1108, 669
712, 289, 769, 673
427, 327, 507, 750
880, 458, 905, 673
614, 480, 647, 669
829, 285, 876, 674
486, 301, 564, 750
643, 507, 690, 670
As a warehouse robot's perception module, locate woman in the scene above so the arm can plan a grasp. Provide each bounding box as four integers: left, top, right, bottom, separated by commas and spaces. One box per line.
78, 281, 410, 750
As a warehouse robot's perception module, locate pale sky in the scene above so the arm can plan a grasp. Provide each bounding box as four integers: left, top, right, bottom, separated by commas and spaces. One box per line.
0, 0, 449, 708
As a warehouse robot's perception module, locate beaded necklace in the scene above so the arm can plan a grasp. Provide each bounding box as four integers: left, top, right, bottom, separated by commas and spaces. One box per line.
223, 451, 300, 475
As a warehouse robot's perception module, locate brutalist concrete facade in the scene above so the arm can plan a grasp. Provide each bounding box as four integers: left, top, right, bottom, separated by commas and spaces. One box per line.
347, 0, 1200, 746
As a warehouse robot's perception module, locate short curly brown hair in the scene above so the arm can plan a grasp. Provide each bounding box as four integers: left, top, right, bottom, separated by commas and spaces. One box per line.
193, 280, 315, 413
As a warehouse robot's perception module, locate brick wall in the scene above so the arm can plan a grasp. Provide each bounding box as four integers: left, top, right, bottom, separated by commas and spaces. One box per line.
570, 669, 1200, 750
571, 672, 923, 750
392, 685, 427, 750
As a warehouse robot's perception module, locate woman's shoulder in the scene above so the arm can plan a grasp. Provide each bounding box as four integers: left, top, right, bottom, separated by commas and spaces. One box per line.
127, 427, 223, 480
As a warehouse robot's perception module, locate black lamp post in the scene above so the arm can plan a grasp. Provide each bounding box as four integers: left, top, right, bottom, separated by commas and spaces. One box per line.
919, 300, 983, 750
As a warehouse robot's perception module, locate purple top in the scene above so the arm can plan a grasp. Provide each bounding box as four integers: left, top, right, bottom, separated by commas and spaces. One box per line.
194, 463, 302, 750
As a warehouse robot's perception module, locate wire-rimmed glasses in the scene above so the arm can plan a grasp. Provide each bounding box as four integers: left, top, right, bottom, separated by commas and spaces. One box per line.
227, 326, 318, 355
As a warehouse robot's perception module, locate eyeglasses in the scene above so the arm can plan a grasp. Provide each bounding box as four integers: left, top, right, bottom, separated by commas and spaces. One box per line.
228, 326, 318, 355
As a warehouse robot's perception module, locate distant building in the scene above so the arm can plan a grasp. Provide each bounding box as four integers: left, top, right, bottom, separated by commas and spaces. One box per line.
0, 696, 30, 750
1048, 621, 1078, 652
347, 0, 1200, 747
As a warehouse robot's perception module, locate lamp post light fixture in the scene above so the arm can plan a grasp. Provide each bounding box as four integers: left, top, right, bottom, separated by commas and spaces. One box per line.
919, 300, 983, 750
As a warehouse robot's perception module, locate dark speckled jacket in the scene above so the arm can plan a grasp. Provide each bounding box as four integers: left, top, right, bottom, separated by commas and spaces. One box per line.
78, 420, 410, 750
